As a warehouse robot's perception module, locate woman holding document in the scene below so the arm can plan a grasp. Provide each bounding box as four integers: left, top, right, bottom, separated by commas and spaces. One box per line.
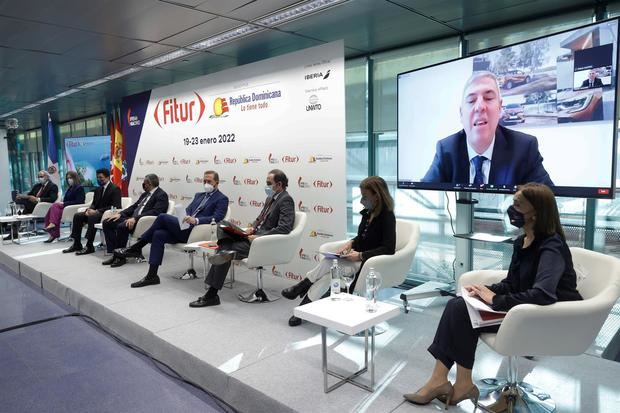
282, 176, 396, 327
404, 183, 582, 409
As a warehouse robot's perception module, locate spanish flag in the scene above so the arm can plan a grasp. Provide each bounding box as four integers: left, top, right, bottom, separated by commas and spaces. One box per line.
112, 108, 126, 195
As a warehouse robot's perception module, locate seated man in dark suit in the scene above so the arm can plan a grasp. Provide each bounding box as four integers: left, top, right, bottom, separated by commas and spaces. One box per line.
422, 71, 553, 187
189, 169, 295, 308
581, 69, 604, 88
4, 170, 59, 240
101, 174, 169, 267
118, 170, 229, 288
63, 168, 121, 255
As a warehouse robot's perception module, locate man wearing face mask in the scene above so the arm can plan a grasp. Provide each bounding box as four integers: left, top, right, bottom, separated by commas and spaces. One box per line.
3, 170, 59, 240
189, 169, 295, 307
63, 168, 121, 255
100, 174, 169, 267
120, 170, 228, 288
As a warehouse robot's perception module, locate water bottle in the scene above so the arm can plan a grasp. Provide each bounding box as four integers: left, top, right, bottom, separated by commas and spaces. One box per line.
210, 218, 217, 242
330, 259, 341, 300
365, 268, 381, 312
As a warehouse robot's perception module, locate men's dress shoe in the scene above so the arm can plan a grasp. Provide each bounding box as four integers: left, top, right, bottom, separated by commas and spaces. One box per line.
110, 257, 127, 268
404, 382, 454, 408
281, 278, 313, 300
208, 250, 235, 265
2, 234, 12, 241
102, 256, 116, 265
63, 245, 82, 253
189, 295, 221, 307
114, 247, 142, 259
288, 315, 302, 327
130, 275, 160, 288
76, 246, 96, 256
43, 237, 57, 243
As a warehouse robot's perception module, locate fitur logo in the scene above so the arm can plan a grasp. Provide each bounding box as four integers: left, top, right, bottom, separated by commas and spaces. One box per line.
153, 92, 206, 128
210, 97, 229, 118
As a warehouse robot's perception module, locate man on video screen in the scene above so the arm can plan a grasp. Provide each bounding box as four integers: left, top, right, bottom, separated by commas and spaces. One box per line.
422, 71, 553, 187
581, 69, 604, 88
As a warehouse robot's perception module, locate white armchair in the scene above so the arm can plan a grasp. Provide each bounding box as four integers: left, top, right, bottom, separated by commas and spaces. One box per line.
238, 211, 307, 303
60, 191, 94, 241
131, 200, 176, 241
458, 247, 620, 413
29, 202, 53, 234
319, 219, 420, 294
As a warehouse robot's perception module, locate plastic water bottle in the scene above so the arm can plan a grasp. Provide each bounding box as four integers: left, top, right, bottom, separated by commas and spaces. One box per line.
365, 268, 381, 312
330, 259, 341, 300
210, 218, 217, 242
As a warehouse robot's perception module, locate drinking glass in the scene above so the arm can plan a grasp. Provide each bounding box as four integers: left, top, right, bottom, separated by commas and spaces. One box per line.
16, 204, 24, 215
341, 270, 355, 300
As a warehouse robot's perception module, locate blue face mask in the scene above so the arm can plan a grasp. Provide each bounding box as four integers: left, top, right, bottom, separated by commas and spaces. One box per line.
97, 179, 106, 187
264, 185, 274, 197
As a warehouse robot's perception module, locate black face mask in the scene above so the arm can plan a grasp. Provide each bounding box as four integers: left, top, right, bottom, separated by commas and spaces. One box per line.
142, 182, 148, 191
507, 205, 526, 228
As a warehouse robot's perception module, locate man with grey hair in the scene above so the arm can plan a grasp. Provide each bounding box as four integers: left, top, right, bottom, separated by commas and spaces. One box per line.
422, 71, 553, 187
3, 170, 59, 240
101, 173, 169, 267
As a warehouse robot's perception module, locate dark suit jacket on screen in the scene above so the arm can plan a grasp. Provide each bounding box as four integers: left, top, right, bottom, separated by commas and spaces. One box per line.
121, 187, 169, 221
253, 190, 295, 236
90, 182, 122, 213
581, 78, 604, 88
421, 125, 553, 186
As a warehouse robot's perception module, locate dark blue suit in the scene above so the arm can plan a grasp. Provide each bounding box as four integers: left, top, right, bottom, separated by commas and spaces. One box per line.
422, 125, 553, 186
62, 185, 86, 206
140, 190, 229, 266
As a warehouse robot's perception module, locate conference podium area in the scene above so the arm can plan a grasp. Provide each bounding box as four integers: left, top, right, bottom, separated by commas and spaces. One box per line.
1, 239, 619, 413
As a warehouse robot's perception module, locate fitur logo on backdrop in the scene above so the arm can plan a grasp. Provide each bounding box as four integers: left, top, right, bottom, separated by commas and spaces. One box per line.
210, 97, 229, 118
313, 179, 333, 188
153, 92, 206, 128
314, 205, 334, 214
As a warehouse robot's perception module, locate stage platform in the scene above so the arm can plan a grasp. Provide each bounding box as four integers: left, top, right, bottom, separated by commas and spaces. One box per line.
1, 238, 620, 413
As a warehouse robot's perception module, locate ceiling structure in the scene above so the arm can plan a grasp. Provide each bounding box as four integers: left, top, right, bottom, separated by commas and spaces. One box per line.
0, 0, 607, 130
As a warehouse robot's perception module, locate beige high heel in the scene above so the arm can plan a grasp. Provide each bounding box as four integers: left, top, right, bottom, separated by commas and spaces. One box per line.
448, 385, 480, 411
404, 381, 454, 410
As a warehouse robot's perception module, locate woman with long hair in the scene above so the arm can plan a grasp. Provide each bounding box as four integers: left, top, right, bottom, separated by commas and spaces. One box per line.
44, 171, 85, 242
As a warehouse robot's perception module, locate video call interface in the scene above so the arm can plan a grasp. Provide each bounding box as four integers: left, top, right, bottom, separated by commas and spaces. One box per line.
397, 18, 619, 198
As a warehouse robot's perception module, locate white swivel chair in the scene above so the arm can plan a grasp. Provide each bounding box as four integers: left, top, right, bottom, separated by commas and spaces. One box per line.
59, 192, 94, 241
29, 202, 53, 234
238, 211, 307, 303
319, 219, 421, 296
172, 206, 232, 282
131, 200, 176, 241
458, 247, 620, 413
121, 196, 132, 209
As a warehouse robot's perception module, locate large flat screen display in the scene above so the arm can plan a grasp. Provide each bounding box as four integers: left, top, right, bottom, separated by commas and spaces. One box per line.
397, 19, 619, 198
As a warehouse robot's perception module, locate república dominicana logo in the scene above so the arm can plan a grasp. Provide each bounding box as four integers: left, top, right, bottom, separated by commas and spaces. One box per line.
210, 97, 229, 118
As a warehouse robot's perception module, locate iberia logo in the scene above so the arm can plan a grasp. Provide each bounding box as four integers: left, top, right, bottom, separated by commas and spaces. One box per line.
210, 97, 229, 118
153, 92, 206, 128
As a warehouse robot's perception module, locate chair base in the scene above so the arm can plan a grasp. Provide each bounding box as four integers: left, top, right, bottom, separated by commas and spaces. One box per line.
238, 288, 281, 303
478, 377, 555, 413
176, 269, 198, 280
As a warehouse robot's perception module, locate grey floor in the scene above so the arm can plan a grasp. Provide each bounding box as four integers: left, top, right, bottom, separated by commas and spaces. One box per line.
1, 236, 620, 412
0, 263, 234, 413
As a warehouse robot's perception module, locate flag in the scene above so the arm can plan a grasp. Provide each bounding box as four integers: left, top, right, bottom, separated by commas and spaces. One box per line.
112, 107, 127, 195
46, 113, 60, 184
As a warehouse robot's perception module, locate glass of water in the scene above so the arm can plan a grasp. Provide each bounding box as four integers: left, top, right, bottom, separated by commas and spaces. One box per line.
341, 270, 355, 300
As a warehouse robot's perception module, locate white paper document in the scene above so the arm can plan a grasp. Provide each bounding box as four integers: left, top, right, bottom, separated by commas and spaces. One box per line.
174, 204, 190, 230
461, 286, 507, 328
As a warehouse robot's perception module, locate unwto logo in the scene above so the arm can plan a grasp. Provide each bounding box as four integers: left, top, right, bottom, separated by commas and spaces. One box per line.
238, 196, 248, 207
233, 176, 241, 185
297, 177, 310, 188
298, 201, 310, 212
210, 97, 229, 118
299, 248, 311, 261
268, 153, 279, 164
153, 92, 206, 128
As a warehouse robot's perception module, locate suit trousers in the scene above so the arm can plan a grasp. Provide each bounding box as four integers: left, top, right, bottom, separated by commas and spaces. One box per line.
139, 213, 191, 266
70, 211, 103, 247
205, 228, 251, 290
428, 296, 499, 370
102, 218, 133, 253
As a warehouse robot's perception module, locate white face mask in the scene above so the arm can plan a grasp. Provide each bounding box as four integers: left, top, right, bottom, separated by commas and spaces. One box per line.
38, 177, 46, 184
204, 183, 214, 193
67, 178, 74, 186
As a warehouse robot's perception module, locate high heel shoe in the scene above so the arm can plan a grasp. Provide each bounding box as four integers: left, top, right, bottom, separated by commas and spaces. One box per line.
439, 385, 479, 410
44, 236, 57, 243
404, 382, 453, 409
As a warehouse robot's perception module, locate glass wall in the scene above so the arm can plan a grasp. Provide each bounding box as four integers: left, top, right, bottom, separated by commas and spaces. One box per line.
8, 129, 44, 193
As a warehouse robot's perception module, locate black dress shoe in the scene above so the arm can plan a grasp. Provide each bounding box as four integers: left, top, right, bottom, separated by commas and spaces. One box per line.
288, 315, 302, 327
208, 250, 235, 265
189, 295, 221, 307
102, 256, 116, 265
76, 246, 95, 256
281, 278, 313, 300
110, 257, 127, 268
114, 247, 142, 259
63, 245, 82, 254
43, 237, 57, 243
131, 275, 160, 288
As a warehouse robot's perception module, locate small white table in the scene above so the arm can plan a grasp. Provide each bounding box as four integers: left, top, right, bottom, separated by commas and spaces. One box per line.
294, 294, 400, 393
0, 215, 37, 244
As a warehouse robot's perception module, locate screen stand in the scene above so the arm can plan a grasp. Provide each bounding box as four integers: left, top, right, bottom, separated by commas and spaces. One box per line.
399, 191, 476, 313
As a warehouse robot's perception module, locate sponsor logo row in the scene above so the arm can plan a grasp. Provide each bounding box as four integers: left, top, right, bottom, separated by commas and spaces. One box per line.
135, 175, 333, 189
138, 154, 333, 166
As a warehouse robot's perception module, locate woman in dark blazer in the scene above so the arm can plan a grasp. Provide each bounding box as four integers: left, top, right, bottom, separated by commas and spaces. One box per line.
282, 176, 396, 326
404, 183, 582, 409
44, 171, 86, 242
